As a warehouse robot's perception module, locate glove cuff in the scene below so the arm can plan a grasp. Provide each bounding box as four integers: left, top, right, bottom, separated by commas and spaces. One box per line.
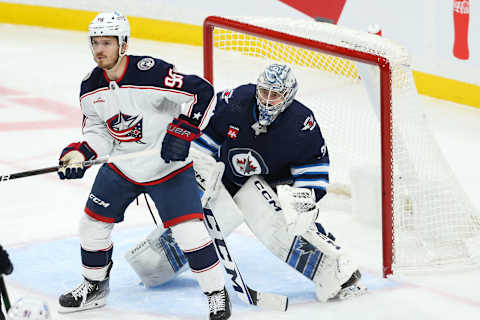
60, 141, 97, 162
167, 118, 202, 142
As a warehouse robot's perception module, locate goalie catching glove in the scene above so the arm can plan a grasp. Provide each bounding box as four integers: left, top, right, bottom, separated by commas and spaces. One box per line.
161, 115, 202, 163
58, 141, 97, 179
277, 185, 320, 235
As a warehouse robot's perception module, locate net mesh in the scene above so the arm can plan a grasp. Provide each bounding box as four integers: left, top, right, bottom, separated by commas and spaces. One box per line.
208, 16, 480, 273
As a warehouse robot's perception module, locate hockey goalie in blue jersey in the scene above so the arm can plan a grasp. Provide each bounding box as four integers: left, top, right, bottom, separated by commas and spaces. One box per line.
126, 63, 366, 302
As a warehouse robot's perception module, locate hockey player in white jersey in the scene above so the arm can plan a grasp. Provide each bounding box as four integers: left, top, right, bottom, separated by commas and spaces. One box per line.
57, 11, 230, 320
127, 64, 365, 303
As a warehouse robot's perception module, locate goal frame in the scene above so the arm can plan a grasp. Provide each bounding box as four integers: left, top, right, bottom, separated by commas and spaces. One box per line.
202, 15, 395, 277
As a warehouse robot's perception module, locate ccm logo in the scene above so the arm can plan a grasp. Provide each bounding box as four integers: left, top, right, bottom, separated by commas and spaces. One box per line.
254, 180, 281, 212
89, 193, 110, 208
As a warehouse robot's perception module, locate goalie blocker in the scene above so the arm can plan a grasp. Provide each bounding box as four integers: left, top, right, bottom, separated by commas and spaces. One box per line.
125, 151, 365, 301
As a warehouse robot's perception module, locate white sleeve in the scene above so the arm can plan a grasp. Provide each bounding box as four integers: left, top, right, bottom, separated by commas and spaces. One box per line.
81, 101, 114, 158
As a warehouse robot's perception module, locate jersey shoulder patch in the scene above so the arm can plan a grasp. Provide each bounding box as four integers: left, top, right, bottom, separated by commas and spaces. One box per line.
301, 114, 317, 131
220, 88, 235, 103
137, 57, 155, 71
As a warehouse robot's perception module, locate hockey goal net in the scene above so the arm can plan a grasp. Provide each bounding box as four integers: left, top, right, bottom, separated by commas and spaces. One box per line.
203, 16, 480, 276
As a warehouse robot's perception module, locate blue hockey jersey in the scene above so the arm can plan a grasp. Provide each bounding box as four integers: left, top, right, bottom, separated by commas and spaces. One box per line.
194, 84, 329, 201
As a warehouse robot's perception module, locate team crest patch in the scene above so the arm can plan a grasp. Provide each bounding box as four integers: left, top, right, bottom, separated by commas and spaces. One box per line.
137, 57, 155, 71
228, 148, 269, 177
301, 115, 317, 131
227, 125, 239, 139
106, 112, 145, 143
221, 88, 234, 103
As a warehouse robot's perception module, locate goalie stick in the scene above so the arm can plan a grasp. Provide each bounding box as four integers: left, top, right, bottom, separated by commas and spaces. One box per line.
0, 149, 160, 183
203, 208, 288, 311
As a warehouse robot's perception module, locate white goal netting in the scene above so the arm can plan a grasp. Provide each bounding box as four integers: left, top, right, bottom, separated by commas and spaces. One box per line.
206, 16, 480, 274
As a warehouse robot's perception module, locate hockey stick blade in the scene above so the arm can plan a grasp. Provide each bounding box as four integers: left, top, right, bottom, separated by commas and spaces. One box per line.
203, 208, 288, 312
0, 148, 160, 182
247, 286, 288, 311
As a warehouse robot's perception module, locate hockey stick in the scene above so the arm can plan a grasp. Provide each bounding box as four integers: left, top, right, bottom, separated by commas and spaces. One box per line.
203, 208, 288, 311
0, 149, 160, 183
0, 276, 11, 312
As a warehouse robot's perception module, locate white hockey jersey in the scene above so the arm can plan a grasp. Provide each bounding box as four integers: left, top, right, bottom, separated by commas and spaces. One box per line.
79, 55, 215, 183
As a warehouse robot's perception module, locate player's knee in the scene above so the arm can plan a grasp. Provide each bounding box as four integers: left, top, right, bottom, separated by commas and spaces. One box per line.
79, 214, 114, 250
170, 219, 210, 251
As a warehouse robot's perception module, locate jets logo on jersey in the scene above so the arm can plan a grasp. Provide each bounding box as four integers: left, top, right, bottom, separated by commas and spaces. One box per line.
228, 148, 269, 177
221, 88, 234, 104
301, 115, 317, 131
227, 125, 239, 139
106, 112, 145, 143
137, 57, 155, 71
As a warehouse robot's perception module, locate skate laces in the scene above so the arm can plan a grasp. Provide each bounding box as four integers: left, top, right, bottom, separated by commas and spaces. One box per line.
208, 290, 226, 314
71, 279, 95, 300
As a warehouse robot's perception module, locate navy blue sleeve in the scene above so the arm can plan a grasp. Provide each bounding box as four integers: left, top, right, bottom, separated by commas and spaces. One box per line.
193, 90, 230, 157
174, 71, 216, 130
289, 112, 330, 202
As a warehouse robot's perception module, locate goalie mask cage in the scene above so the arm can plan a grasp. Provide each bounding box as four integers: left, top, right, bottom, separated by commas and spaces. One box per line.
203, 16, 480, 277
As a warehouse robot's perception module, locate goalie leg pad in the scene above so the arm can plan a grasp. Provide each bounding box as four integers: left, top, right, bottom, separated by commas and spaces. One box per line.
79, 214, 114, 281
170, 219, 225, 294
125, 179, 243, 288
235, 176, 361, 302
124, 227, 188, 288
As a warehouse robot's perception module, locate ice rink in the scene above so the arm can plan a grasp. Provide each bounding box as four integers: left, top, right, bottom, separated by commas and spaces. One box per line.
0, 24, 479, 319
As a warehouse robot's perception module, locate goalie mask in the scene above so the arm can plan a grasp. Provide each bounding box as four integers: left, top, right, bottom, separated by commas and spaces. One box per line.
88, 11, 130, 64
7, 297, 51, 320
256, 63, 298, 126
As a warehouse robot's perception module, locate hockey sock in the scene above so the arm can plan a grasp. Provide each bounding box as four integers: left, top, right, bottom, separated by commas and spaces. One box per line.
170, 219, 224, 293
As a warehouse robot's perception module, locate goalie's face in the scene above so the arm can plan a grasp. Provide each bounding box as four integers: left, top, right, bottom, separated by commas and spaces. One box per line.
91, 36, 121, 70
257, 87, 287, 108
255, 63, 298, 126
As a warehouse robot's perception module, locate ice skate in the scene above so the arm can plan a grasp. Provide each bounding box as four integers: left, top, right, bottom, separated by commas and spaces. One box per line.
58, 263, 112, 313
206, 287, 231, 320
335, 269, 367, 300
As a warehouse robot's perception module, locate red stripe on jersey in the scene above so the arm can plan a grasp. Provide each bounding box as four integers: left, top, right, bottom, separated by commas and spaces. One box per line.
107, 162, 194, 186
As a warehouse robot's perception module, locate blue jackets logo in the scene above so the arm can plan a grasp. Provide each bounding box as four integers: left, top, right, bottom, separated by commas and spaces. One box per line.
106, 112, 145, 143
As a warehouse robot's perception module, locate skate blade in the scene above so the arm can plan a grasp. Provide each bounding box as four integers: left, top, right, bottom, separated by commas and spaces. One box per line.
58, 298, 106, 314
336, 283, 368, 301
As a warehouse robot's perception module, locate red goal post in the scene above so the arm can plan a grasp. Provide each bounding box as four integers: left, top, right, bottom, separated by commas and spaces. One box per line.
202, 16, 480, 277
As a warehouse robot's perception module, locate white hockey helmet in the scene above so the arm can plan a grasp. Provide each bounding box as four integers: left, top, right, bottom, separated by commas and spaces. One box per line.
256, 63, 298, 126
7, 297, 51, 320
88, 11, 130, 58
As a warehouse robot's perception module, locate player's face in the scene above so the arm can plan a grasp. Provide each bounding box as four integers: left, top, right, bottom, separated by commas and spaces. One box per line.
91, 36, 120, 70
257, 87, 285, 108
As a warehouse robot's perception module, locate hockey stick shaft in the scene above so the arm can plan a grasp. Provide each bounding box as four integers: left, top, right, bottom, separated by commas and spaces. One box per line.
0, 276, 10, 312
203, 208, 288, 311
0, 148, 160, 183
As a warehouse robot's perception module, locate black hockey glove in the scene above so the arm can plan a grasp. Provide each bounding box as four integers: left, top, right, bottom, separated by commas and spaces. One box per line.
0, 245, 13, 275
161, 116, 201, 163
58, 141, 97, 180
